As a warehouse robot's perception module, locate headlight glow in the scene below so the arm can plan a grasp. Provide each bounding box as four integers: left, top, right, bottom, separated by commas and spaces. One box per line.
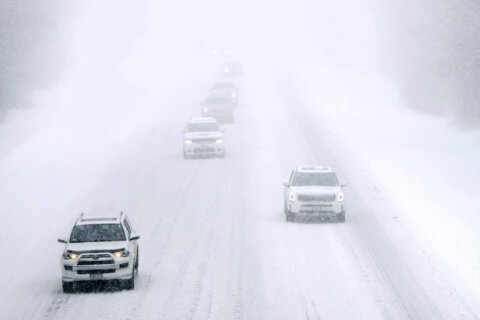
216, 139, 223, 144
337, 193, 344, 202
64, 252, 78, 260
289, 192, 295, 202
224, 68, 229, 72
114, 250, 129, 258
203, 107, 208, 112
184, 140, 193, 144
232, 93, 236, 98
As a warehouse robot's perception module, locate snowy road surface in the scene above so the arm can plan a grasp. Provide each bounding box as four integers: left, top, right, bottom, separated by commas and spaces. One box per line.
1, 0, 479, 319
1, 69, 476, 319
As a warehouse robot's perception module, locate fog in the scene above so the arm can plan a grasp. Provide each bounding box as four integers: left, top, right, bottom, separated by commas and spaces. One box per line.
1, 1, 480, 319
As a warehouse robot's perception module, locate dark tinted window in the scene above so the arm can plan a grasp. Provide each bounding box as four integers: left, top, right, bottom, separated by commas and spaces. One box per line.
70, 224, 126, 243
292, 172, 338, 187
188, 123, 219, 132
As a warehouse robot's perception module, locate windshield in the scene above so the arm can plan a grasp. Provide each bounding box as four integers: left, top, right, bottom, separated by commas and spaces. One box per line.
204, 96, 231, 104
292, 172, 338, 187
214, 83, 235, 90
187, 123, 219, 132
69, 224, 126, 243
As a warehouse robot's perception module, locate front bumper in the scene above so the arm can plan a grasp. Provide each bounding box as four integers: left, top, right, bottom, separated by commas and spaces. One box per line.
61, 258, 132, 282
288, 201, 345, 216
184, 143, 224, 156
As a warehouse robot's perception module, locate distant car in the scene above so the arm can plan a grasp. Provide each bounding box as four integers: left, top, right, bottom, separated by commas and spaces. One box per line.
222, 61, 242, 76
201, 94, 235, 123
58, 212, 140, 293
283, 166, 347, 222
211, 82, 238, 107
183, 117, 225, 159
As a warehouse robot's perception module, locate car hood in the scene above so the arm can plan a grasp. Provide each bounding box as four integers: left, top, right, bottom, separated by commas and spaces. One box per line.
290, 186, 342, 194
66, 241, 128, 252
184, 132, 223, 139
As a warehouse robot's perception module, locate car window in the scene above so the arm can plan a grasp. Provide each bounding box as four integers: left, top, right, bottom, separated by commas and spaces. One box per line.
69, 224, 126, 243
292, 172, 339, 187
188, 123, 219, 132
123, 218, 131, 237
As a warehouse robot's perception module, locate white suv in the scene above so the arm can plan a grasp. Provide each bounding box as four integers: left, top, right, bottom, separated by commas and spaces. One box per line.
283, 166, 347, 223
57, 212, 140, 293
182, 117, 225, 159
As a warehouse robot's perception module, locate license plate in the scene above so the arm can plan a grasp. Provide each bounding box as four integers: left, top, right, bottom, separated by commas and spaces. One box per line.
90, 273, 103, 280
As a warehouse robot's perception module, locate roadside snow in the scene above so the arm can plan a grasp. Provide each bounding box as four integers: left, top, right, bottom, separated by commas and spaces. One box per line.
290, 61, 480, 316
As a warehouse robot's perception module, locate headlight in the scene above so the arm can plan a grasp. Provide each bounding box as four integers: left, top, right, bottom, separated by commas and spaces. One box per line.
203, 107, 208, 112
114, 249, 129, 258
216, 139, 223, 144
289, 192, 295, 202
337, 193, 344, 202
232, 93, 236, 98
224, 68, 229, 72
184, 140, 192, 144
63, 252, 78, 260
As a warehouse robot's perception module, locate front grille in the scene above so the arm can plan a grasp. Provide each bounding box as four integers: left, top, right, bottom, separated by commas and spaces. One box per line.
78, 259, 114, 265
193, 138, 216, 143
77, 269, 115, 275
194, 148, 215, 153
298, 194, 336, 202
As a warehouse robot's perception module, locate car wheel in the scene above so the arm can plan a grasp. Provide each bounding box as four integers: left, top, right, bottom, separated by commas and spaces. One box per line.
62, 281, 74, 293
123, 269, 135, 290
337, 211, 346, 223
135, 249, 139, 271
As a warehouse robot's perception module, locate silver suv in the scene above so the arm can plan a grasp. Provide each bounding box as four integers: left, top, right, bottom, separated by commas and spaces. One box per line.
57, 212, 140, 292
283, 166, 347, 222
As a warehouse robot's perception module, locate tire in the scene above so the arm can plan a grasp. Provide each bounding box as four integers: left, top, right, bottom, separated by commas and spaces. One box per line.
62, 281, 74, 293
337, 211, 346, 223
135, 250, 139, 272
123, 269, 135, 290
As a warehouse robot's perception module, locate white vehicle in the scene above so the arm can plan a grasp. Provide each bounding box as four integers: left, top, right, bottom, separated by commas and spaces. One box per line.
201, 94, 235, 123
57, 212, 140, 293
211, 82, 238, 107
182, 117, 225, 159
283, 166, 347, 223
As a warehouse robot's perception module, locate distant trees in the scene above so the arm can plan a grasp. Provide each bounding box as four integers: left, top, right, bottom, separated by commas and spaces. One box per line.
382, 0, 480, 127
0, 0, 63, 115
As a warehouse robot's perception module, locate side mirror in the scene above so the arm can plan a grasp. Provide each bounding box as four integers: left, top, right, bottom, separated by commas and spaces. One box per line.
341, 181, 348, 187
130, 234, 140, 241
57, 238, 67, 244
283, 182, 289, 187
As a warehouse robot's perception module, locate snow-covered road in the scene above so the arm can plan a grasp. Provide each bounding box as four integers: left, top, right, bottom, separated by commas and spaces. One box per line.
0, 67, 474, 319
1, 0, 479, 319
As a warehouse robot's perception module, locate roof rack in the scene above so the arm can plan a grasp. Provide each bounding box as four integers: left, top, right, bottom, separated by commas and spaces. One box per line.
76, 212, 84, 223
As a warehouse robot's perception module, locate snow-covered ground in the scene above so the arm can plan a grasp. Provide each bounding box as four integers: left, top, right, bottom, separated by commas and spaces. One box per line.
1, 0, 480, 319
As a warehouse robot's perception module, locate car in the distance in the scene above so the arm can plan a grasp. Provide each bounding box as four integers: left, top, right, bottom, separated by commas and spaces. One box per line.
201, 94, 235, 123
58, 212, 140, 293
283, 166, 347, 222
222, 61, 242, 76
211, 82, 238, 107
182, 117, 225, 159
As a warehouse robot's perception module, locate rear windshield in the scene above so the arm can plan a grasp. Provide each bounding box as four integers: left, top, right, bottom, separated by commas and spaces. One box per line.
292, 172, 338, 187
188, 123, 219, 132
70, 223, 126, 243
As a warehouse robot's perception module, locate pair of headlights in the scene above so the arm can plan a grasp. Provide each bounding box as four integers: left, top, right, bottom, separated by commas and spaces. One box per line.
289, 192, 344, 202
63, 250, 129, 260
185, 139, 223, 144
